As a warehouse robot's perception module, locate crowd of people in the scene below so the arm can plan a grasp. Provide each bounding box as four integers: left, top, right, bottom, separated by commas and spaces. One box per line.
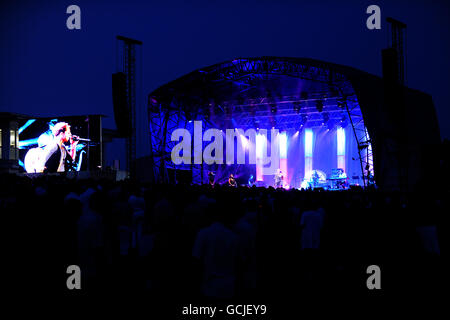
1, 173, 445, 301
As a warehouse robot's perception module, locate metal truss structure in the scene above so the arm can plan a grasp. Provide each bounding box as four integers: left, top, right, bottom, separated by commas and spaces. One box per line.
199, 57, 349, 85
149, 107, 185, 183
149, 104, 214, 183
343, 100, 373, 187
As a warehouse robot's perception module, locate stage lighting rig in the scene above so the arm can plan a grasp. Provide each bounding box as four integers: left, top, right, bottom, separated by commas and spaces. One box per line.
315, 100, 324, 112
293, 101, 301, 113
340, 114, 348, 128
300, 91, 308, 101
327, 120, 335, 130
337, 99, 346, 109
322, 112, 329, 125
203, 106, 211, 120
270, 103, 277, 114
301, 114, 308, 124
223, 103, 233, 116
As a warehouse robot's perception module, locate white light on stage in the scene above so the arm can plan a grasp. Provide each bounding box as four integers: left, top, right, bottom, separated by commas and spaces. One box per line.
304, 129, 313, 179
279, 132, 287, 158
305, 129, 313, 157
256, 132, 266, 182
337, 127, 346, 171
337, 127, 345, 156
256, 133, 266, 159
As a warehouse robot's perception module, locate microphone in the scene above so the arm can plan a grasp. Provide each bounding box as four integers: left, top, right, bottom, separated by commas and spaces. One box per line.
72, 135, 91, 142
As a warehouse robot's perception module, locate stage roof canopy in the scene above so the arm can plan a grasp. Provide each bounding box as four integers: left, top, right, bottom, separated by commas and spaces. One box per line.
149, 57, 366, 130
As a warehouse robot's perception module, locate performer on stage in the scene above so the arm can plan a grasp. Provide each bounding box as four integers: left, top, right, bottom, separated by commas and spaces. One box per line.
208, 171, 215, 186
311, 170, 320, 188
248, 174, 255, 187
274, 169, 284, 188
337, 168, 347, 179
336, 168, 348, 189
228, 173, 237, 187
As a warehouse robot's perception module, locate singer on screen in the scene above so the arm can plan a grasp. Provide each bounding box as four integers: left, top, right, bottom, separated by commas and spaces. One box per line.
39, 122, 79, 172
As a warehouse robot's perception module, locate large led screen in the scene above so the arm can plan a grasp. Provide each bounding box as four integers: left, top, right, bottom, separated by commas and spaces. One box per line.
18, 116, 101, 173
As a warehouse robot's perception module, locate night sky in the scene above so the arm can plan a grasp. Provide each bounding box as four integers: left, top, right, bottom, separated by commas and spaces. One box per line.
1, 0, 449, 139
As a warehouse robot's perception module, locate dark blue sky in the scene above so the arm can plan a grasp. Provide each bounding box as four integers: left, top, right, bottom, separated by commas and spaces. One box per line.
1, 0, 449, 138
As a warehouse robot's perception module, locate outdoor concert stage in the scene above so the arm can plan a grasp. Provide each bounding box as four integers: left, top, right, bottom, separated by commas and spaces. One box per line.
146, 57, 440, 191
